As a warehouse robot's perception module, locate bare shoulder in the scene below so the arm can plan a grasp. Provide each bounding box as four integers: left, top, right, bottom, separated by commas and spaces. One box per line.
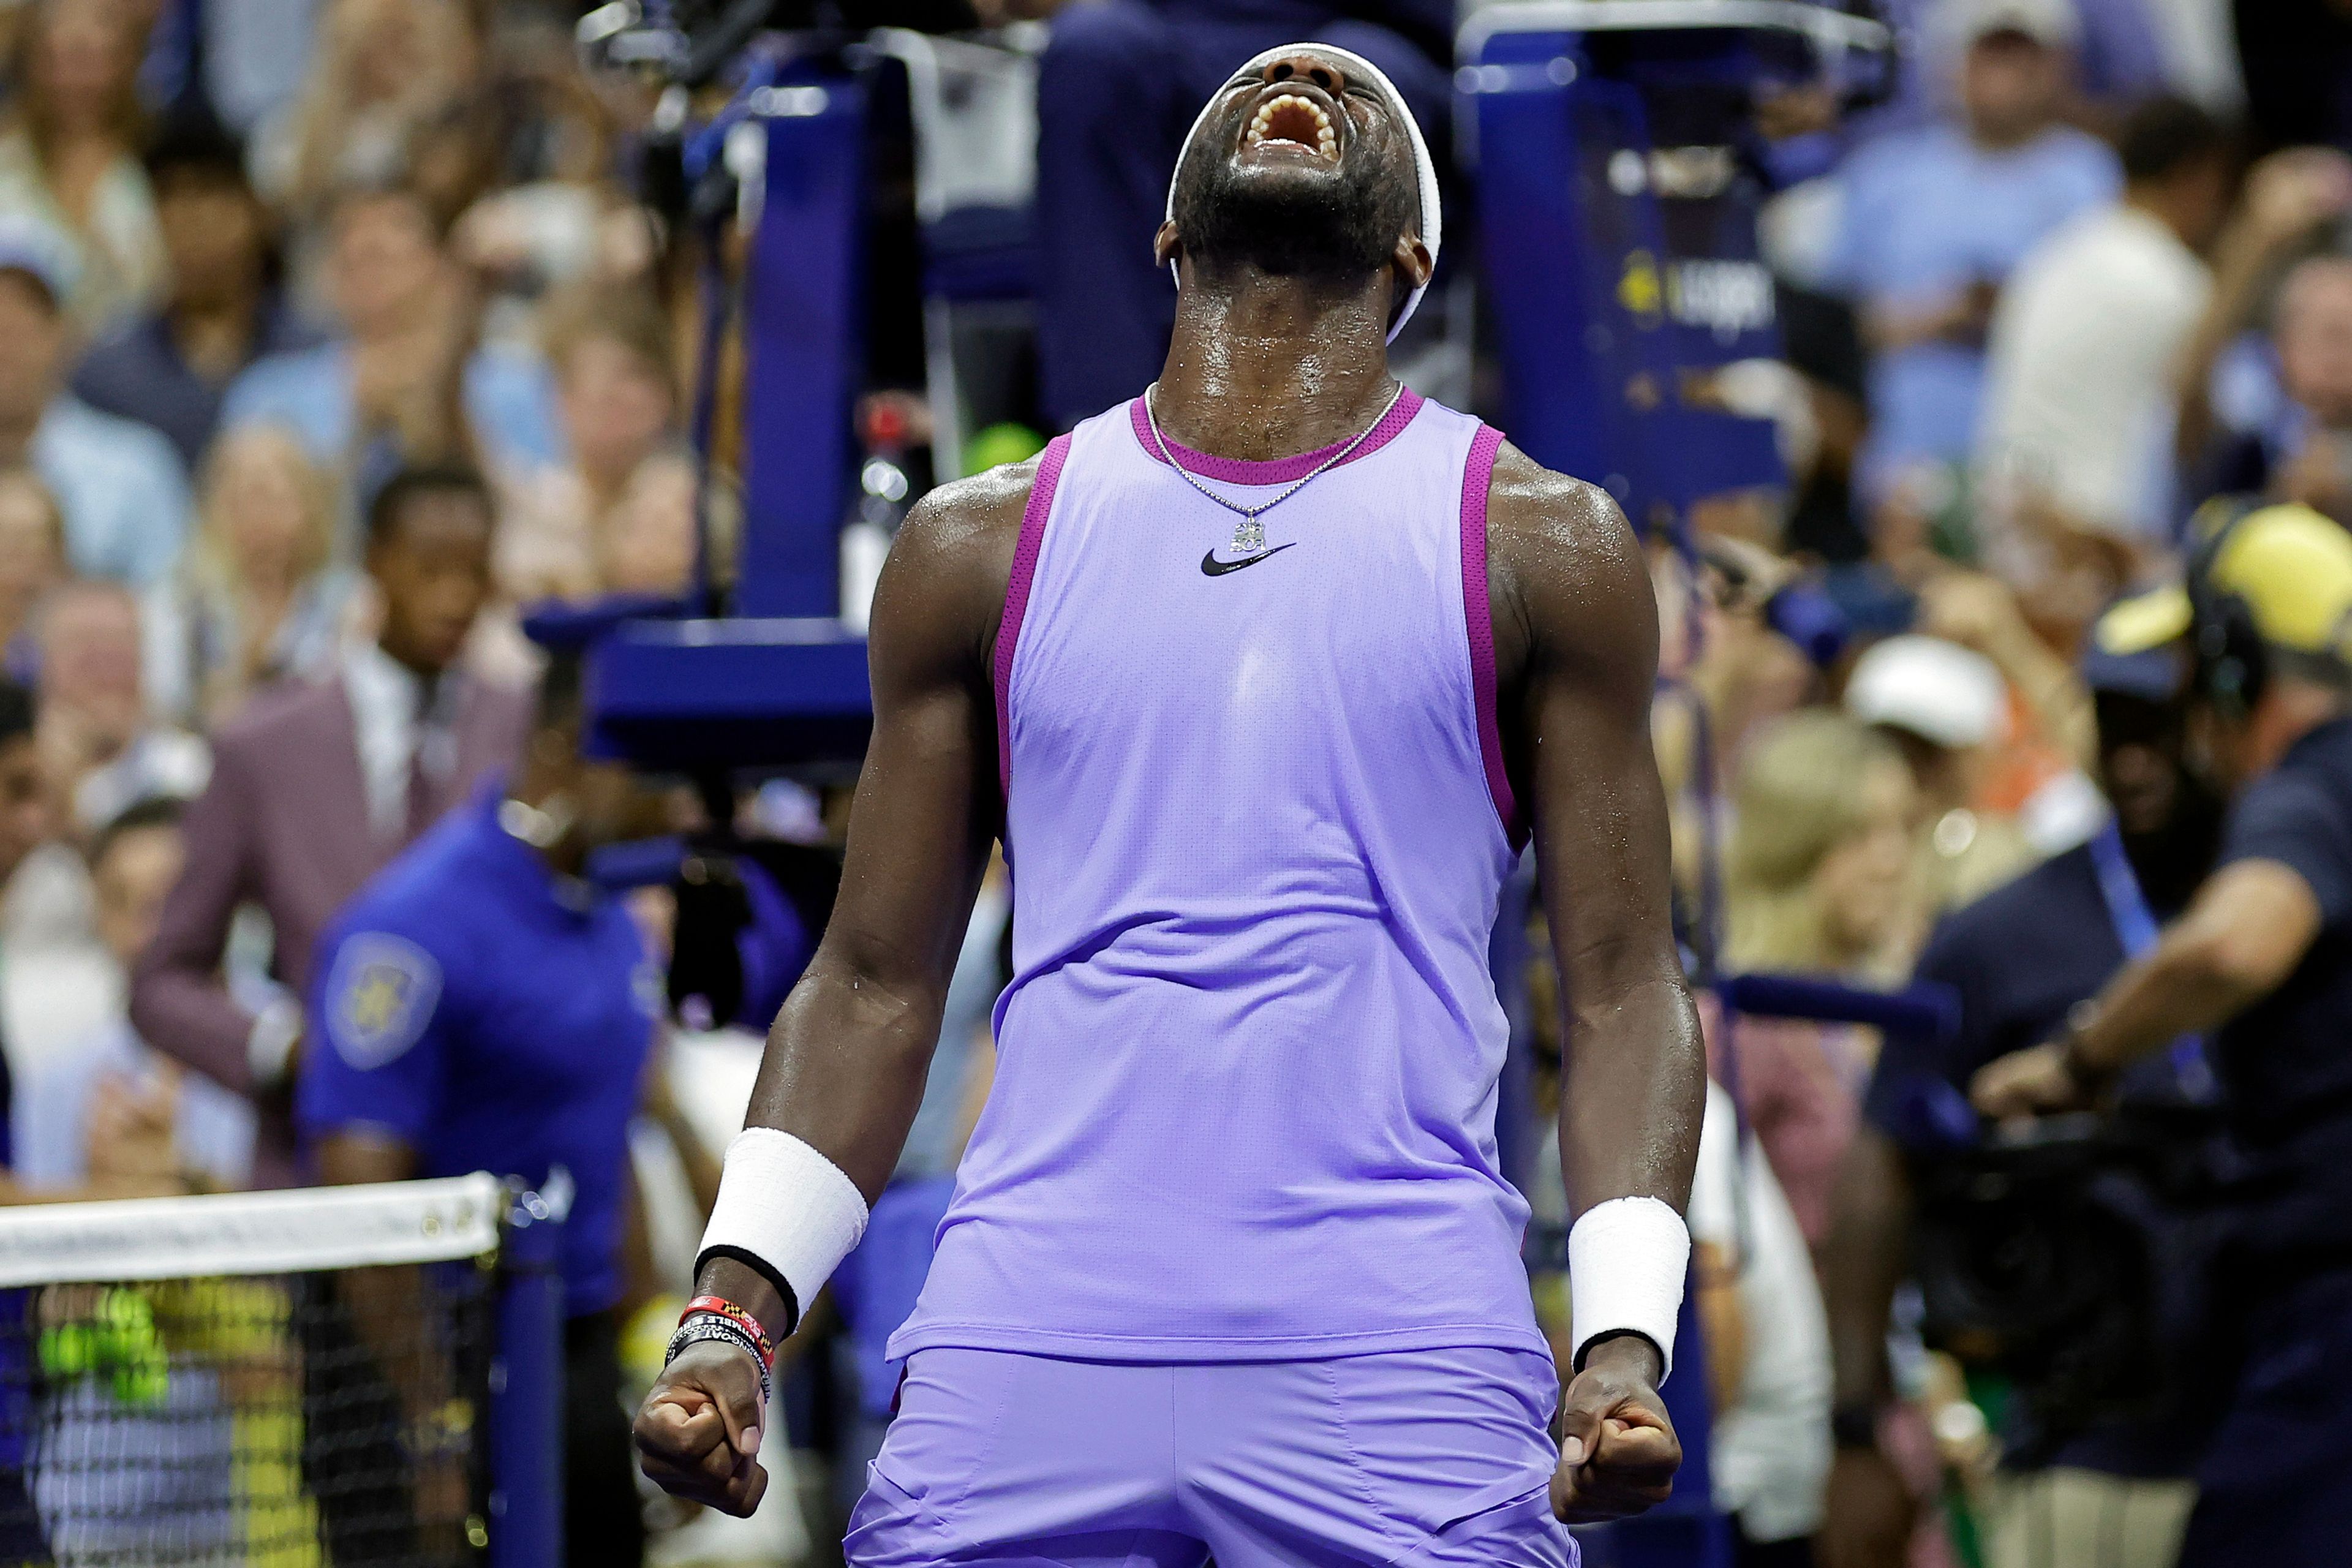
869, 457, 1043, 676
888, 457, 1040, 580
1482, 440, 1655, 679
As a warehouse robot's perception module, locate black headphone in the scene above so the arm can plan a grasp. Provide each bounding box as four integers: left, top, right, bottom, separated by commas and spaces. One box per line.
2183, 500, 2269, 723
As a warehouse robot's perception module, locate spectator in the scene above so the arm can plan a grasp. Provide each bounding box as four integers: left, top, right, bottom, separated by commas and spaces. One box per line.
1826, 0, 2119, 514
130, 466, 529, 1189
0, 466, 64, 682
500, 287, 692, 603
1719, 710, 1922, 1245
70, 118, 323, 474
144, 424, 355, 728
0, 218, 191, 587
220, 182, 564, 496
1030, 0, 1452, 431
12, 797, 253, 1193
1844, 631, 2045, 915
256, 0, 478, 227
31, 579, 205, 837
0, 0, 165, 335
2172, 149, 2352, 509
1977, 96, 2235, 559
2193, 249, 2352, 520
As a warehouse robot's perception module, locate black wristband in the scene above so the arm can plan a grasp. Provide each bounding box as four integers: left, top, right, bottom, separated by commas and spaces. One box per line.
693, 1244, 802, 1338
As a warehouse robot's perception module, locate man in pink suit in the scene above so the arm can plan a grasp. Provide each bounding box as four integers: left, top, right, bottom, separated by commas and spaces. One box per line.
130, 465, 531, 1186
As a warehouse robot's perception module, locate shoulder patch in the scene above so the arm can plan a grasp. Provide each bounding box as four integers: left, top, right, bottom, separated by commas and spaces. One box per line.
325, 933, 444, 1071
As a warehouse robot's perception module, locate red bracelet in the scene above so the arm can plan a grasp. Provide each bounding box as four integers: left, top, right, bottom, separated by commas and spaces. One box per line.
682, 1295, 777, 1369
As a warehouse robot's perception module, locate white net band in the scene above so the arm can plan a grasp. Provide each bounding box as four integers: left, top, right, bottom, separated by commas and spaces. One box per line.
0, 1173, 505, 1287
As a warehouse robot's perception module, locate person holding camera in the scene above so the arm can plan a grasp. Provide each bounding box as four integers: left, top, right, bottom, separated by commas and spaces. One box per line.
1971, 502, 2352, 1566
1817, 636, 2225, 1568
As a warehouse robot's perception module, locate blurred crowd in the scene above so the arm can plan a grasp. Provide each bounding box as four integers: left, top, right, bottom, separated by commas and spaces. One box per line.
0, 0, 2339, 1566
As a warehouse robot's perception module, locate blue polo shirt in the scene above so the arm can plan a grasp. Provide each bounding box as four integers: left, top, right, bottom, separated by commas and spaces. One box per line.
297, 790, 657, 1317
2206, 717, 2352, 1261
1823, 123, 2117, 491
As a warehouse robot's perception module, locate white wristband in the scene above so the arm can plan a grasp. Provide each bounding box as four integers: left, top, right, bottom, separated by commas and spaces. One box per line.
696, 1129, 870, 1324
1567, 1196, 1691, 1383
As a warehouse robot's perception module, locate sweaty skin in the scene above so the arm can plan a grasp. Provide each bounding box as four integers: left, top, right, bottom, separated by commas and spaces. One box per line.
634, 48, 1703, 1524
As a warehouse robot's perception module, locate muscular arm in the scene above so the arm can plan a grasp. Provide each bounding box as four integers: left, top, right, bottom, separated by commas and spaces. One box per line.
692, 465, 1028, 1346
1488, 445, 1705, 1518
1490, 447, 1704, 1264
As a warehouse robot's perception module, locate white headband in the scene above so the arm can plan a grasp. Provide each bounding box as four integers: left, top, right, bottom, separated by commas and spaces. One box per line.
1165, 43, 1441, 342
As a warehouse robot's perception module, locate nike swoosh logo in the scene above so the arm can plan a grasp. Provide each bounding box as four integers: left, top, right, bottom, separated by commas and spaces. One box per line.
1200, 543, 1297, 577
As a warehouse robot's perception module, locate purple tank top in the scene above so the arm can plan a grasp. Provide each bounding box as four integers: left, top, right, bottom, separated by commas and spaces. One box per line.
889, 391, 1550, 1363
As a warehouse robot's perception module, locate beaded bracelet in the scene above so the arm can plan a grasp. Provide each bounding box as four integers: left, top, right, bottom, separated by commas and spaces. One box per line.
682, 1295, 778, 1369
665, 1314, 773, 1408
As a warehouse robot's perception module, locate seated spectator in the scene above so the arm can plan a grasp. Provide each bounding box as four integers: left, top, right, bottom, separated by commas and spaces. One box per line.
2188, 246, 2352, 521
70, 118, 322, 475
0, 677, 176, 1207
254, 0, 479, 228
2150, 139, 2352, 496
1031, 0, 1451, 431
1977, 96, 2234, 562
1719, 709, 1923, 1245
1842, 0, 2180, 151
0, 218, 191, 587
145, 424, 354, 727
1826, 0, 2119, 516
31, 579, 206, 837
221, 182, 564, 499
131, 466, 530, 1189
0, 0, 164, 336
1843, 632, 2045, 915
500, 288, 693, 603
0, 466, 65, 682
12, 797, 252, 1193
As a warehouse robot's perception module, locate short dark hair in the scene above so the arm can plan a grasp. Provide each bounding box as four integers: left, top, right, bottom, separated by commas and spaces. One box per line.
143, 112, 250, 193
2117, 95, 2233, 185
0, 677, 30, 749
89, 794, 185, 871
364, 464, 492, 550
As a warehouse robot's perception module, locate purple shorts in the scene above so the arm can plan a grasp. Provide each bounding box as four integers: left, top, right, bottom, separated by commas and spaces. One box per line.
843, 1345, 1577, 1567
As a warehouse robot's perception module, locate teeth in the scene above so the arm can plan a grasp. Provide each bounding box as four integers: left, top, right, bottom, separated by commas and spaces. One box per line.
1245, 92, 1339, 159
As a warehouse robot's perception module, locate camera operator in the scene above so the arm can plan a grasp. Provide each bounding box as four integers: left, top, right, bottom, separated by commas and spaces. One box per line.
1971, 502, 2352, 1566
1818, 637, 2224, 1568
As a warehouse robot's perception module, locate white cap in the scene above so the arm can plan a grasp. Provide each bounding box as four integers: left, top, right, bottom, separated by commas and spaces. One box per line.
1165, 43, 1441, 342
1844, 635, 2007, 750
1951, 0, 2081, 50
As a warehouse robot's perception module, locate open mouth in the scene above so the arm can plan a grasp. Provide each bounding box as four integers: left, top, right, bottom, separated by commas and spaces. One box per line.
1243, 92, 1339, 162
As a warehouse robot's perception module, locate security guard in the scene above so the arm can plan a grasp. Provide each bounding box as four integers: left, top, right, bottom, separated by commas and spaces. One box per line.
297, 615, 667, 1568
1974, 503, 2352, 1564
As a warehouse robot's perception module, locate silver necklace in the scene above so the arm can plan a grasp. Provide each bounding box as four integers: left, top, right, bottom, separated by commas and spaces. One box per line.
1144, 379, 1405, 557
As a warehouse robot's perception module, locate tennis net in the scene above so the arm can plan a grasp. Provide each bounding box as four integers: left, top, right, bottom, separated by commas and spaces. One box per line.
0, 1174, 557, 1568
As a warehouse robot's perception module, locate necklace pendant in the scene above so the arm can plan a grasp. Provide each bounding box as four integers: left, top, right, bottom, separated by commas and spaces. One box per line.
1229, 516, 1266, 556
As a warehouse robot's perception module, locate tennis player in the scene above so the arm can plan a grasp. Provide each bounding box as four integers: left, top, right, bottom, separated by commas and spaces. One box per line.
638, 45, 1705, 1566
